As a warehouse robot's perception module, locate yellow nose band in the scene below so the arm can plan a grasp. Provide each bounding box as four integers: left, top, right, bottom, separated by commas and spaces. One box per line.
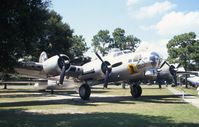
128, 64, 138, 74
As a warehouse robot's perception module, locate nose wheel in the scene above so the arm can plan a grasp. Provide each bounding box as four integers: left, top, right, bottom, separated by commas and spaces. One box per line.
130, 84, 142, 98
79, 84, 91, 100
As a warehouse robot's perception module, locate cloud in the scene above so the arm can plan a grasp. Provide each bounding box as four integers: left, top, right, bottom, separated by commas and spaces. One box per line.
126, 0, 139, 7
136, 39, 169, 59
139, 11, 199, 37
155, 11, 199, 36
136, 1, 176, 19
139, 25, 155, 31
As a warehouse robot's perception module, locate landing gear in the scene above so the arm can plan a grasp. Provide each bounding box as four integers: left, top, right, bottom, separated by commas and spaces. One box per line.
158, 84, 162, 89
3, 83, 7, 89
130, 84, 142, 98
79, 84, 91, 100
50, 89, 54, 94
122, 82, 126, 89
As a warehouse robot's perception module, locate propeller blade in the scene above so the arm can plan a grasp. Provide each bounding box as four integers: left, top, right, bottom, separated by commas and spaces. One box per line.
159, 61, 166, 68
176, 63, 181, 68
104, 69, 110, 88
112, 62, 122, 68
172, 74, 177, 86
165, 61, 170, 66
57, 54, 69, 85
59, 65, 66, 85
159, 61, 171, 68
95, 52, 104, 63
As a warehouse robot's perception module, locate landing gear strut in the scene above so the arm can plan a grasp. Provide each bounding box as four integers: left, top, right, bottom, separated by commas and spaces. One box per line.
50, 89, 54, 94
130, 83, 142, 98
3, 83, 7, 89
79, 84, 91, 100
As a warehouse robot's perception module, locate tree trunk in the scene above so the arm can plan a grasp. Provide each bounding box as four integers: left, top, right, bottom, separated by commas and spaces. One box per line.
184, 52, 188, 88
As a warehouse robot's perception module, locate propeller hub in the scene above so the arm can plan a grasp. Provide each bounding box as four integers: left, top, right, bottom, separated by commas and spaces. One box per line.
169, 65, 176, 76
101, 61, 111, 74
58, 55, 70, 70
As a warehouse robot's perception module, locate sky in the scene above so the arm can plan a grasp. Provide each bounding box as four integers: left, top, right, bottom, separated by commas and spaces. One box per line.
51, 0, 199, 59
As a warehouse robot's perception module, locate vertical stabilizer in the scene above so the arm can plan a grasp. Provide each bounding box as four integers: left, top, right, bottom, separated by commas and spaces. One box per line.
39, 51, 48, 63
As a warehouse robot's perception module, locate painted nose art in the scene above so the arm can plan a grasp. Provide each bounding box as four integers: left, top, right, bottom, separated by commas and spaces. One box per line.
128, 64, 138, 74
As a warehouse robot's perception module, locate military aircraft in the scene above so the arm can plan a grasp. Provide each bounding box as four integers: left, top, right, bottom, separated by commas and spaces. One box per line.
179, 71, 199, 87
15, 49, 162, 100
187, 74, 199, 87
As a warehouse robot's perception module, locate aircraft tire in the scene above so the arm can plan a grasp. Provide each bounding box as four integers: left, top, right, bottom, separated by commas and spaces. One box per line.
79, 84, 91, 100
130, 85, 142, 98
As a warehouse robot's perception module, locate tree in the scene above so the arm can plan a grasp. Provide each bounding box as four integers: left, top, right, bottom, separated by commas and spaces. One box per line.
167, 32, 198, 66
41, 10, 74, 58
188, 40, 199, 63
70, 35, 89, 58
42, 11, 89, 59
126, 35, 141, 52
167, 32, 199, 87
91, 30, 111, 56
0, 0, 49, 72
91, 28, 141, 55
0, 1, 89, 74
111, 28, 141, 51
112, 28, 126, 49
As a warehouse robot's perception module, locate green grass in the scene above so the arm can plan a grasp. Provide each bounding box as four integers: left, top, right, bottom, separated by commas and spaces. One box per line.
175, 86, 199, 97
0, 85, 199, 127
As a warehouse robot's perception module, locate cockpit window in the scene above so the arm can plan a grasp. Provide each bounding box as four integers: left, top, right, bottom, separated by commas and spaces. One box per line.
128, 59, 132, 63
123, 50, 131, 54
113, 51, 123, 57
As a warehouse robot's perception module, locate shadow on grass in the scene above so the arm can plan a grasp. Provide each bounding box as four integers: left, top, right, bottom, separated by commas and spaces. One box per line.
0, 93, 49, 98
0, 94, 187, 108
0, 89, 40, 93
86, 94, 187, 104
0, 109, 198, 127
0, 88, 109, 98
0, 98, 97, 107
0, 90, 78, 98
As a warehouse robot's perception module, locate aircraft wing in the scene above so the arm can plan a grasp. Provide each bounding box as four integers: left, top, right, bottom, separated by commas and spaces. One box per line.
14, 61, 47, 79
177, 71, 198, 75
4, 51, 85, 85
14, 60, 83, 81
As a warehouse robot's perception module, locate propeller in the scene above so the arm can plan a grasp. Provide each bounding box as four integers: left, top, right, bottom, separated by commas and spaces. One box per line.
57, 54, 70, 85
159, 61, 181, 86
95, 52, 111, 88
95, 52, 121, 88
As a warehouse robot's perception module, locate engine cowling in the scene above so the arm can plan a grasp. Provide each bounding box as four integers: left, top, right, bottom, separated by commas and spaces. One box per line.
42, 54, 70, 76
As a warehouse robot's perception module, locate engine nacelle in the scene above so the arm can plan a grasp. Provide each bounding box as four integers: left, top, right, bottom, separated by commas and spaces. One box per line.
42, 54, 70, 76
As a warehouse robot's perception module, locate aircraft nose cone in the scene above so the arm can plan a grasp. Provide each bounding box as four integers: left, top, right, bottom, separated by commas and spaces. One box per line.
150, 52, 160, 67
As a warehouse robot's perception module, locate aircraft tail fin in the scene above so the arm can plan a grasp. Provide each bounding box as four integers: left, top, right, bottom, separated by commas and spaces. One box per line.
39, 51, 48, 63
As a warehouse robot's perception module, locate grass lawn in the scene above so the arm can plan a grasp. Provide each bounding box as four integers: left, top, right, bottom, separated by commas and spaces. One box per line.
175, 86, 199, 97
0, 85, 199, 127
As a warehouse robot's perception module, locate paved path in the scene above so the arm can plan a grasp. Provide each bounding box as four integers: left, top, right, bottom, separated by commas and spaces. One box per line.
168, 87, 199, 109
